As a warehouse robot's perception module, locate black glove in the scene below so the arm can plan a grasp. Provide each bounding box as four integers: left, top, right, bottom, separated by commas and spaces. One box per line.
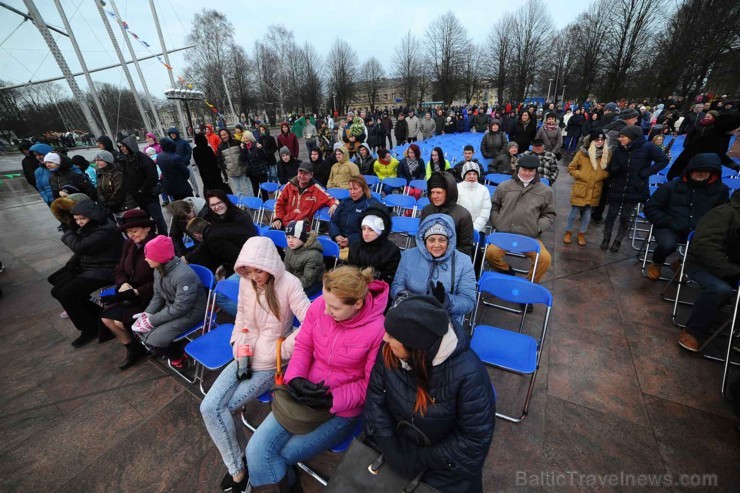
117, 289, 138, 302
100, 293, 121, 304
298, 393, 333, 408
429, 281, 448, 307
288, 377, 329, 397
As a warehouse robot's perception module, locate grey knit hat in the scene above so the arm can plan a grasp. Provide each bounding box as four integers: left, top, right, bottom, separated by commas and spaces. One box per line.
279, 146, 291, 156
94, 150, 115, 164
424, 223, 449, 240
461, 161, 480, 178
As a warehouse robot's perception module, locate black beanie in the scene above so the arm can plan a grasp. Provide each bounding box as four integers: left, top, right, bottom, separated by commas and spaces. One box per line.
385, 296, 449, 351
427, 172, 446, 192
285, 220, 310, 243
619, 125, 643, 142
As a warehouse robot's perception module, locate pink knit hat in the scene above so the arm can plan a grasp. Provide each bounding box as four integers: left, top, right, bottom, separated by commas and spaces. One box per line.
144, 235, 175, 264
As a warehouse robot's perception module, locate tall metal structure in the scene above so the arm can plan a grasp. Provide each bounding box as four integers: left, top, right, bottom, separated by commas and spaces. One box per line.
22, 0, 102, 136
148, 0, 187, 135
94, 0, 152, 131
52, 0, 112, 138
108, 0, 164, 135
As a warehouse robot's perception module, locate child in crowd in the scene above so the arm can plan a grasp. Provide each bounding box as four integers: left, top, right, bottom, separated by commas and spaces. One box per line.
283, 220, 325, 297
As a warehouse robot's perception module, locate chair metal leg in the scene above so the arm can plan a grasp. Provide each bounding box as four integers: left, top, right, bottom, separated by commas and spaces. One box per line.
721, 289, 740, 399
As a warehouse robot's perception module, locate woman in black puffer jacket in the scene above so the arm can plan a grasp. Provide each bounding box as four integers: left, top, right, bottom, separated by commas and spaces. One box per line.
347, 205, 400, 286
364, 296, 496, 493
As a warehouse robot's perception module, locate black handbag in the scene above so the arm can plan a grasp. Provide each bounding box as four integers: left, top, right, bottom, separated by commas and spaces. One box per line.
326, 425, 442, 493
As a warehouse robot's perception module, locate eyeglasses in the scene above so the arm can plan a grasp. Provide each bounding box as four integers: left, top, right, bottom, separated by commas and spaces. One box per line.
209, 201, 225, 208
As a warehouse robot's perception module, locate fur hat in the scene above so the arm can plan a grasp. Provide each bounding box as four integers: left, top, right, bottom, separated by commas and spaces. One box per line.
117, 209, 155, 232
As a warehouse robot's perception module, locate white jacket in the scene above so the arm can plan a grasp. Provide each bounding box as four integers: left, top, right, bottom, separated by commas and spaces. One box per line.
456, 181, 491, 232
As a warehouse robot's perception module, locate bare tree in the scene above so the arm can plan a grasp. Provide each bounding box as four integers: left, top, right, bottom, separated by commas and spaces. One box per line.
601, 0, 664, 100
326, 39, 358, 112
227, 44, 253, 118
253, 25, 300, 119
392, 31, 421, 106
510, 0, 554, 101
461, 43, 484, 103
361, 57, 385, 111
487, 13, 515, 104
297, 42, 323, 113
424, 12, 469, 105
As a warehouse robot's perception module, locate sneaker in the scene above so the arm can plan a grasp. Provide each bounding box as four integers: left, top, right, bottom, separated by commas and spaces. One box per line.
170, 355, 190, 370
646, 263, 662, 281
60, 311, 69, 319
678, 329, 699, 352
220, 472, 235, 491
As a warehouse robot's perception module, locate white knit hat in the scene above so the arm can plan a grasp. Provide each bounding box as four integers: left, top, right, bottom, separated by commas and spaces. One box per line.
424, 223, 448, 240
461, 161, 480, 178
361, 215, 385, 235
44, 152, 61, 165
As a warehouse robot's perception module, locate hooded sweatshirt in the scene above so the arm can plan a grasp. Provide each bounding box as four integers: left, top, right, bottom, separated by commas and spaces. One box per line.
284, 278, 389, 417
230, 236, 311, 368
390, 214, 477, 324
419, 172, 475, 256
327, 146, 360, 189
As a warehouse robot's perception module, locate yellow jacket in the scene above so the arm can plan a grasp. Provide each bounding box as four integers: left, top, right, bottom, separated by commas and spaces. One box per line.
373, 157, 399, 180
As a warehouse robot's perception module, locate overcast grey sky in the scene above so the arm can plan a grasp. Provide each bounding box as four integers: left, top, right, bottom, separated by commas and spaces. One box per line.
0, 0, 593, 97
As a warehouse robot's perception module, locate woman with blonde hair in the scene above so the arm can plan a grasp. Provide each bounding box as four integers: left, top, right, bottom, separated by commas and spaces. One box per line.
246, 265, 388, 492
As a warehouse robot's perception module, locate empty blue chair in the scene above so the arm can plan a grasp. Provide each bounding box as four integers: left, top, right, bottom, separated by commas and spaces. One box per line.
311, 206, 332, 232
380, 177, 407, 194
317, 236, 341, 268
363, 175, 380, 191
415, 197, 430, 216
260, 199, 277, 225
485, 173, 510, 185
260, 182, 281, 197
227, 194, 241, 207
383, 194, 416, 216
470, 274, 553, 423
370, 191, 382, 202
241, 196, 263, 223
328, 188, 350, 201
485, 184, 497, 198
391, 216, 420, 249
264, 229, 288, 249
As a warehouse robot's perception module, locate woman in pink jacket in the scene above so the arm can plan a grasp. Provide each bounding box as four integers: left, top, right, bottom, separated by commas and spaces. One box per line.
200, 236, 310, 493
246, 265, 388, 492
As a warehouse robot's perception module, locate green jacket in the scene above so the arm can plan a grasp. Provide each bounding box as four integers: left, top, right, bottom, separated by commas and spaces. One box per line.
283, 232, 325, 289
685, 190, 740, 280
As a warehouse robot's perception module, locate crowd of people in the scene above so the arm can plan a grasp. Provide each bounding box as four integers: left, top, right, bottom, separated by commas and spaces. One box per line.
11, 91, 740, 492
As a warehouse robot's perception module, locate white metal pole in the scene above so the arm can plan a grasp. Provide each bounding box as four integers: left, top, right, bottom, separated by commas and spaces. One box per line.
148, 0, 187, 136
94, 0, 151, 132
53, 0, 112, 138
23, 0, 102, 136
221, 72, 237, 124
108, 0, 164, 135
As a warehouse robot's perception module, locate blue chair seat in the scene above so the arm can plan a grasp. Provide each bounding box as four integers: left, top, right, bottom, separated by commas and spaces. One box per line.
470, 325, 538, 374
100, 286, 116, 297
185, 323, 234, 370
257, 391, 272, 403
330, 419, 363, 453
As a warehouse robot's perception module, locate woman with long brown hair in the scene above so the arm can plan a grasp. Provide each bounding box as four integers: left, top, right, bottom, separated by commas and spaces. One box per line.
200, 236, 310, 493
363, 295, 496, 493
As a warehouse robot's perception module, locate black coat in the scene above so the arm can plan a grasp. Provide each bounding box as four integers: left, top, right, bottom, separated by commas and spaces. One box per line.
607, 139, 669, 204
193, 134, 230, 193
61, 200, 123, 281
22, 155, 38, 187
347, 206, 401, 285
185, 223, 255, 275
667, 123, 738, 180
685, 190, 740, 281
49, 167, 97, 200
277, 157, 301, 185
366, 124, 381, 148
118, 136, 159, 206
510, 120, 537, 150
644, 157, 728, 235
157, 140, 193, 200
203, 205, 257, 237
395, 119, 409, 142
363, 320, 495, 493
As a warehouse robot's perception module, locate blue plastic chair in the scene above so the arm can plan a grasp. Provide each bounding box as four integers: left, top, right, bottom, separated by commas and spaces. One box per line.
241, 196, 263, 223
485, 173, 510, 185
380, 177, 407, 193
317, 236, 341, 268
260, 199, 277, 225
370, 191, 382, 202
415, 197, 430, 217
649, 175, 667, 187
259, 182, 281, 197
540, 177, 550, 187
470, 274, 553, 423
311, 206, 332, 232
485, 184, 497, 198
185, 279, 239, 395
362, 175, 380, 191
383, 194, 417, 216
227, 194, 241, 207
264, 229, 287, 249
480, 232, 541, 281
391, 216, 420, 249
407, 179, 427, 195
328, 188, 350, 201
173, 264, 216, 342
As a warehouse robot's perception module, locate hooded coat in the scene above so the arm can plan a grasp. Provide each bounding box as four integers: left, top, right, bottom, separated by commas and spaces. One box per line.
329, 192, 383, 244
284, 279, 389, 418
309, 149, 332, 187
456, 176, 492, 232
142, 133, 162, 155
166, 127, 192, 166
157, 137, 193, 200
347, 206, 401, 286
567, 138, 610, 207
185, 222, 255, 276
667, 114, 740, 180
192, 133, 230, 193
419, 172, 475, 257
61, 200, 123, 281
48, 161, 96, 201
118, 135, 160, 206
510, 116, 537, 150
607, 137, 669, 204
230, 237, 311, 367
480, 120, 509, 159
353, 143, 375, 175
204, 125, 221, 156
29, 143, 53, 203
391, 214, 477, 324
284, 232, 325, 290
684, 190, 740, 280
364, 319, 495, 493
327, 147, 361, 189
644, 154, 729, 235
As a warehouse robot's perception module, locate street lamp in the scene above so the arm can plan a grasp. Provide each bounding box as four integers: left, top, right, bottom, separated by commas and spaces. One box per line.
546, 78, 554, 102
164, 88, 205, 137
561, 85, 567, 105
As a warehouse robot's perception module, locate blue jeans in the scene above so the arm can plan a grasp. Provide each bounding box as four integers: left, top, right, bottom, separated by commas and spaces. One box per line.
215, 273, 240, 317
566, 205, 592, 233
200, 363, 275, 476
651, 228, 688, 265
685, 269, 735, 339
229, 174, 254, 198
246, 412, 358, 486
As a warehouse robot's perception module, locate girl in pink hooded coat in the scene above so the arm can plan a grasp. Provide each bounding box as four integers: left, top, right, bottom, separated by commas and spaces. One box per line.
200, 236, 310, 493
246, 265, 388, 491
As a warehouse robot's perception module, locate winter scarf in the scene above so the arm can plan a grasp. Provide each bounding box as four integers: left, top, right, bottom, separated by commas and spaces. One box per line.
587, 141, 609, 171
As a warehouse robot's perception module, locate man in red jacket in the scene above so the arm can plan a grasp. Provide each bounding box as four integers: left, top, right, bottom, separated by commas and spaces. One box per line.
271, 162, 337, 230
276, 122, 299, 158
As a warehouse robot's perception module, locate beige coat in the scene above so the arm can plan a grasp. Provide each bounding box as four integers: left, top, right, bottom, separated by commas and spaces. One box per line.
567, 140, 610, 207
327, 147, 360, 188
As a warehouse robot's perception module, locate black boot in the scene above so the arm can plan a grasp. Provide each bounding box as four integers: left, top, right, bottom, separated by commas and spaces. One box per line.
119, 342, 147, 370
610, 239, 622, 252
600, 235, 611, 251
